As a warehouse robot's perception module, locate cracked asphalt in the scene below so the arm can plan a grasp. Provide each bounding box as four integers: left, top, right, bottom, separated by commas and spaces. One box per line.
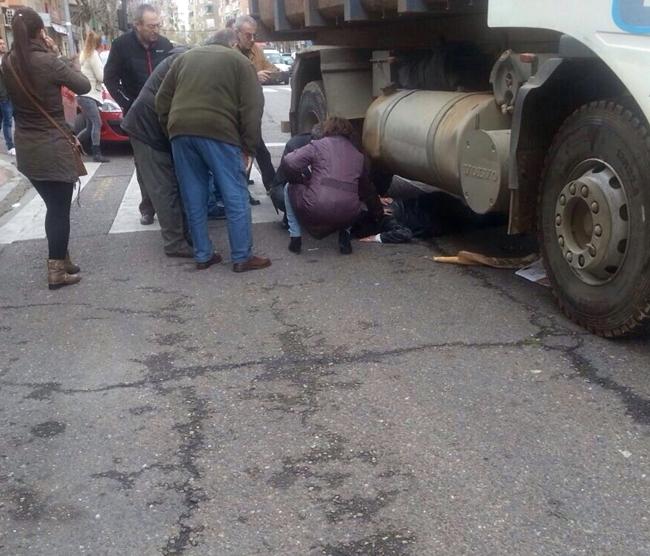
1, 90, 649, 555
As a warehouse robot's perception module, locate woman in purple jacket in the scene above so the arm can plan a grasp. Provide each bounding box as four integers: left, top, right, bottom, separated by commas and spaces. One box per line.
281, 116, 382, 255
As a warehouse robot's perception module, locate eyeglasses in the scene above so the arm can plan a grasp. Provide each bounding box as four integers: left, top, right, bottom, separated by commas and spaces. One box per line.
239, 32, 255, 39
144, 23, 161, 30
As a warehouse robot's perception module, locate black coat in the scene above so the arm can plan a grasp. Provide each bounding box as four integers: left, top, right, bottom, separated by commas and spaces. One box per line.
121, 48, 187, 152
104, 30, 172, 114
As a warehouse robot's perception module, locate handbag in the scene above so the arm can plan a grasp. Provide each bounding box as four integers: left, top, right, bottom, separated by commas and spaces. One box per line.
4, 56, 87, 177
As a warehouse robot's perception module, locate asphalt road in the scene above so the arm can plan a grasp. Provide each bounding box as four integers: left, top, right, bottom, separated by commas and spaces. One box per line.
0, 85, 649, 555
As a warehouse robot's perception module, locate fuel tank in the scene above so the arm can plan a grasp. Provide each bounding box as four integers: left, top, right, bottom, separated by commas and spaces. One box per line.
362, 90, 512, 213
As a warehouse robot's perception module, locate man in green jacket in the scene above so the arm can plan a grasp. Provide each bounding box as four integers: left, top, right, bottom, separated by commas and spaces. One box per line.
156, 44, 271, 272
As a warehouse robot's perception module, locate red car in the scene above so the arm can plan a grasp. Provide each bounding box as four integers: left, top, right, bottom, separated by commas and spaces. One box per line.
62, 86, 130, 144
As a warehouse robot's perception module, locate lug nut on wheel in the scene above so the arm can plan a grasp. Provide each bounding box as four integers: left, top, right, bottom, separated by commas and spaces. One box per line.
591, 201, 599, 214
594, 224, 602, 237
556, 215, 562, 226
559, 195, 566, 206
566, 252, 573, 263
569, 184, 576, 195
558, 236, 565, 247
588, 245, 597, 257
581, 185, 589, 197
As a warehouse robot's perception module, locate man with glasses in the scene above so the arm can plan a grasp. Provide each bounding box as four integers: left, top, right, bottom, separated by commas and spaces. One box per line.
233, 15, 277, 204
105, 3, 173, 225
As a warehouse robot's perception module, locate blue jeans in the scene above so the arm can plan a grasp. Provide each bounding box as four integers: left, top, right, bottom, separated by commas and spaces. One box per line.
76, 96, 102, 147
284, 184, 302, 237
171, 136, 252, 263
0, 99, 14, 151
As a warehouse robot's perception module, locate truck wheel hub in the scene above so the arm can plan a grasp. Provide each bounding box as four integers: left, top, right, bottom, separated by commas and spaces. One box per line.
554, 160, 629, 285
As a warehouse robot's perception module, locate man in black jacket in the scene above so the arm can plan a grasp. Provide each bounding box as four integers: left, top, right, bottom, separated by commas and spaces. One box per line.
104, 3, 173, 225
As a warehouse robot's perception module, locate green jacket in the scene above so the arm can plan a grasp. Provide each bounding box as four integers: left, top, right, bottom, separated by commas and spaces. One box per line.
155, 45, 263, 155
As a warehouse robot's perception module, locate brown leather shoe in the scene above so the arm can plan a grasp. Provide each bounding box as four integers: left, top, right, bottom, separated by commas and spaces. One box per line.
232, 255, 271, 273
64, 251, 80, 274
48, 259, 81, 290
196, 253, 223, 270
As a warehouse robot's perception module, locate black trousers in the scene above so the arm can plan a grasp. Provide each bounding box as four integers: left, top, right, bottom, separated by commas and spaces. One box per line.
255, 137, 276, 190
30, 180, 74, 260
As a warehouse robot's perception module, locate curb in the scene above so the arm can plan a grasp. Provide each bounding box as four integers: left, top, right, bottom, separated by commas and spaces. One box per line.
0, 153, 30, 219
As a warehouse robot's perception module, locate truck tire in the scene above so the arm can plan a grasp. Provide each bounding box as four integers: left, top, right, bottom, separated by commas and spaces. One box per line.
297, 80, 327, 133
539, 100, 650, 337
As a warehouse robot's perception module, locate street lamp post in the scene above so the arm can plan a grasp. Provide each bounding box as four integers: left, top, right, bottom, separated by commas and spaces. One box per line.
62, 0, 75, 56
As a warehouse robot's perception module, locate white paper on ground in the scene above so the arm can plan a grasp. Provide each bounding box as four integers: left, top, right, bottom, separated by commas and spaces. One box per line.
515, 258, 550, 287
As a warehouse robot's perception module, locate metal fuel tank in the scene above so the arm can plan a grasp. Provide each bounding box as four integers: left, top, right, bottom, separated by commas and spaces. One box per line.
362, 90, 512, 213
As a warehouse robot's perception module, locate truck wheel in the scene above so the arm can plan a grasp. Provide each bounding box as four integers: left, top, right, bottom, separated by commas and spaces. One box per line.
297, 80, 327, 133
539, 101, 650, 337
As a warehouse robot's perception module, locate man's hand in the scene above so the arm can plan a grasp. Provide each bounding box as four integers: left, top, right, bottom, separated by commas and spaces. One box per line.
257, 70, 272, 84
242, 151, 252, 172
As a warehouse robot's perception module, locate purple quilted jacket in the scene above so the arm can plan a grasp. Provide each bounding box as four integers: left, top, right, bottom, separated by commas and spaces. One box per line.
282, 135, 366, 239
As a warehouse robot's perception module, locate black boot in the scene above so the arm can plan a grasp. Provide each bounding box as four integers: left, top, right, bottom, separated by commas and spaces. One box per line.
338, 229, 352, 255
92, 145, 110, 163
288, 236, 302, 254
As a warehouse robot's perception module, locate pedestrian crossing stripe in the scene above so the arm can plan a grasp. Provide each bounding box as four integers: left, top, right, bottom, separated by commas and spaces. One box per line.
0, 164, 282, 245
0, 163, 101, 245
109, 167, 279, 235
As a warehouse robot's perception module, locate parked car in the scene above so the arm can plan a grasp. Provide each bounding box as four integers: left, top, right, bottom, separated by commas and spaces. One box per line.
262, 49, 291, 85
62, 86, 130, 146
281, 53, 295, 75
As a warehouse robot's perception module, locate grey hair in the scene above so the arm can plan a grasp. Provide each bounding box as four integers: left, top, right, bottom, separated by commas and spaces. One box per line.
205, 28, 236, 47
134, 3, 159, 23
234, 15, 257, 30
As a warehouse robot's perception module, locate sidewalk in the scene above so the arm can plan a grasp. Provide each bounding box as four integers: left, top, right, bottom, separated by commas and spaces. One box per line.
0, 152, 30, 218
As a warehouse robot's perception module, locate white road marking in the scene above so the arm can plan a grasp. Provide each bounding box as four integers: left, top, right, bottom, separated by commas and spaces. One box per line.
0, 162, 101, 244
109, 166, 280, 235
265, 142, 287, 147
109, 170, 161, 234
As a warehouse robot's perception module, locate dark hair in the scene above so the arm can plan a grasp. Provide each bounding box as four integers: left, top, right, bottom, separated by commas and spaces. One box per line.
322, 116, 354, 139
9, 8, 45, 98
134, 3, 159, 23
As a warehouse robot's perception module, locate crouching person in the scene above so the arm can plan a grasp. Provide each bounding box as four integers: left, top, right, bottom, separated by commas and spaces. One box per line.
281, 117, 382, 254
121, 46, 193, 258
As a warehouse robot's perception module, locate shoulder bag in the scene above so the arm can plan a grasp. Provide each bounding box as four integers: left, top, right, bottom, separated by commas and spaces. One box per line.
4, 56, 87, 177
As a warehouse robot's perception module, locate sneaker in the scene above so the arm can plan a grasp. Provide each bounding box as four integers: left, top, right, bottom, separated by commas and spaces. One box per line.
8, 148, 15, 156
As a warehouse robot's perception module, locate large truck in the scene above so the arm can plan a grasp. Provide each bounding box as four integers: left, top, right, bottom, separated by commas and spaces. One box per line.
254, 0, 650, 337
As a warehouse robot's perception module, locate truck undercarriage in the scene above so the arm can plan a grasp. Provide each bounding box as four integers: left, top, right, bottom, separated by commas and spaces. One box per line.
254, 0, 650, 337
